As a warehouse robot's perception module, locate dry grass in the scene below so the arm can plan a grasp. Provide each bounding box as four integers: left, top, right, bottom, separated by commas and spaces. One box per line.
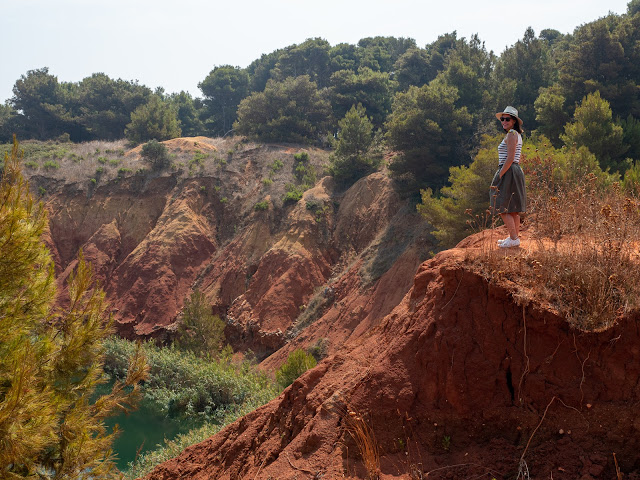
344, 408, 380, 480
324, 394, 380, 480
473, 150, 640, 331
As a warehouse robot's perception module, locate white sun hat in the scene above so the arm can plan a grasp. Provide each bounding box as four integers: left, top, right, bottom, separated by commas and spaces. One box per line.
495, 106, 523, 126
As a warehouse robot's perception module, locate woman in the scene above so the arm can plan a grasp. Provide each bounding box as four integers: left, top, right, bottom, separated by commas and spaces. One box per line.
490, 106, 526, 248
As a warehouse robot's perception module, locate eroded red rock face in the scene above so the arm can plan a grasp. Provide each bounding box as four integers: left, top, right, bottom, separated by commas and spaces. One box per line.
143, 232, 640, 479
40, 140, 430, 357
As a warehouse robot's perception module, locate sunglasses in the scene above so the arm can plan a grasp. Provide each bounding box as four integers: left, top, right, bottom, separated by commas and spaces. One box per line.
500, 117, 513, 122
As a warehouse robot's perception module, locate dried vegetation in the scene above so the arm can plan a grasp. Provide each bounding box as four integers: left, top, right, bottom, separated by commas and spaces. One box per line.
472, 148, 640, 331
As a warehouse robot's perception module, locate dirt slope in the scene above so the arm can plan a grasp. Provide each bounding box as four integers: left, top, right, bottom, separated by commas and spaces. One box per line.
143, 229, 640, 479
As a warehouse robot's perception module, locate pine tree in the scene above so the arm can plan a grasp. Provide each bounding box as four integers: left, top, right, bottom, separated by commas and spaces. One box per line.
0, 136, 147, 478
329, 104, 380, 186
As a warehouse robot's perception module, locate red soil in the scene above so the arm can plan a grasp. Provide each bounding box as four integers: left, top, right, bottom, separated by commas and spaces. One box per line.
143, 229, 640, 479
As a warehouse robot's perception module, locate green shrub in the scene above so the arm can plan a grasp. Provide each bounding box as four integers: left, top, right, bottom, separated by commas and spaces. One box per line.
103, 337, 277, 423
69, 152, 83, 163
42, 160, 60, 170
283, 184, 305, 204
24, 160, 38, 169
97, 156, 108, 164
293, 152, 309, 163
623, 160, 640, 195
262, 177, 273, 186
173, 290, 226, 357
141, 139, 171, 171
108, 158, 121, 166
118, 167, 132, 176
276, 349, 317, 389
254, 200, 269, 211
270, 158, 284, 172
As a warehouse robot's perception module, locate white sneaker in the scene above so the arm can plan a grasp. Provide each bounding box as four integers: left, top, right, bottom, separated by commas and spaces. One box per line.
499, 237, 520, 248
497, 236, 510, 245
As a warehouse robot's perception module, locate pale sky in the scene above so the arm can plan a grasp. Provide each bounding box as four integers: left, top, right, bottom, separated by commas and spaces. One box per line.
3, 0, 632, 104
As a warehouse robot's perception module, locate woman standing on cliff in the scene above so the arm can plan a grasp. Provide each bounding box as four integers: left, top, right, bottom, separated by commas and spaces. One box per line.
490, 106, 526, 248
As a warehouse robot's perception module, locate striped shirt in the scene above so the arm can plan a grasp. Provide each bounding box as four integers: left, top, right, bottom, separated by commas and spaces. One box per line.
498, 130, 522, 167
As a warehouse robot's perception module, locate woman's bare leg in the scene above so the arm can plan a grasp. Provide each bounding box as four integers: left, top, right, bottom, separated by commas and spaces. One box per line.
500, 213, 518, 240
512, 213, 521, 238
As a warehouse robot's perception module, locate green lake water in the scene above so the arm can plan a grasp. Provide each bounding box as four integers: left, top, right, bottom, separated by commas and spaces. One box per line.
106, 402, 193, 470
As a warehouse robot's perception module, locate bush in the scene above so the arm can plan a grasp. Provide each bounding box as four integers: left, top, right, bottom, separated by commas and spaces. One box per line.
141, 139, 171, 171
283, 184, 305, 204
125, 95, 181, 145
174, 290, 226, 358
103, 337, 277, 423
42, 160, 60, 169
254, 200, 269, 211
270, 158, 284, 172
276, 349, 317, 389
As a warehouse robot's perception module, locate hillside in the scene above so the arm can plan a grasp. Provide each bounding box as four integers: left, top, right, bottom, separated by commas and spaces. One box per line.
26, 136, 432, 361
142, 228, 640, 479
22, 136, 640, 478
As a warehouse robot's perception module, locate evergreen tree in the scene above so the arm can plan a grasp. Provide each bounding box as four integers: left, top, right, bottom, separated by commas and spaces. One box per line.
558, 16, 634, 117
329, 43, 360, 73
72, 73, 152, 141
493, 27, 553, 129
125, 95, 181, 145
330, 104, 379, 185
620, 113, 640, 161
356, 36, 417, 72
10, 68, 71, 140
234, 75, 331, 144
271, 38, 332, 88
174, 290, 226, 358
393, 47, 434, 91
199, 65, 249, 136
0, 103, 20, 143
0, 137, 147, 477
386, 81, 473, 193
168, 91, 206, 137
534, 86, 570, 147
561, 91, 628, 171
329, 67, 396, 129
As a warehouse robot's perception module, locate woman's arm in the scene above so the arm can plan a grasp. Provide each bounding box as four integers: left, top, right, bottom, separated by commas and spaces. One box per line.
499, 130, 518, 178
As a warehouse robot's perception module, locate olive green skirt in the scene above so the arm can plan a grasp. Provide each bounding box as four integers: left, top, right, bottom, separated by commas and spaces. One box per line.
490, 164, 526, 214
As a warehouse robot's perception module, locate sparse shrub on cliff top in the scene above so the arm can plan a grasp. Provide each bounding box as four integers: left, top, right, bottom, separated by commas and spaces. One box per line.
254, 200, 269, 211
141, 139, 171, 171
276, 349, 317, 389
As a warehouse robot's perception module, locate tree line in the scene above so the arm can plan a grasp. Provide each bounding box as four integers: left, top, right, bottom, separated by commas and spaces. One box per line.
1, 1, 640, 191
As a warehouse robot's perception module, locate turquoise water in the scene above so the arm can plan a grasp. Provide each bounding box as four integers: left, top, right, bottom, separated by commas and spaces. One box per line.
106, 402, 193, 470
